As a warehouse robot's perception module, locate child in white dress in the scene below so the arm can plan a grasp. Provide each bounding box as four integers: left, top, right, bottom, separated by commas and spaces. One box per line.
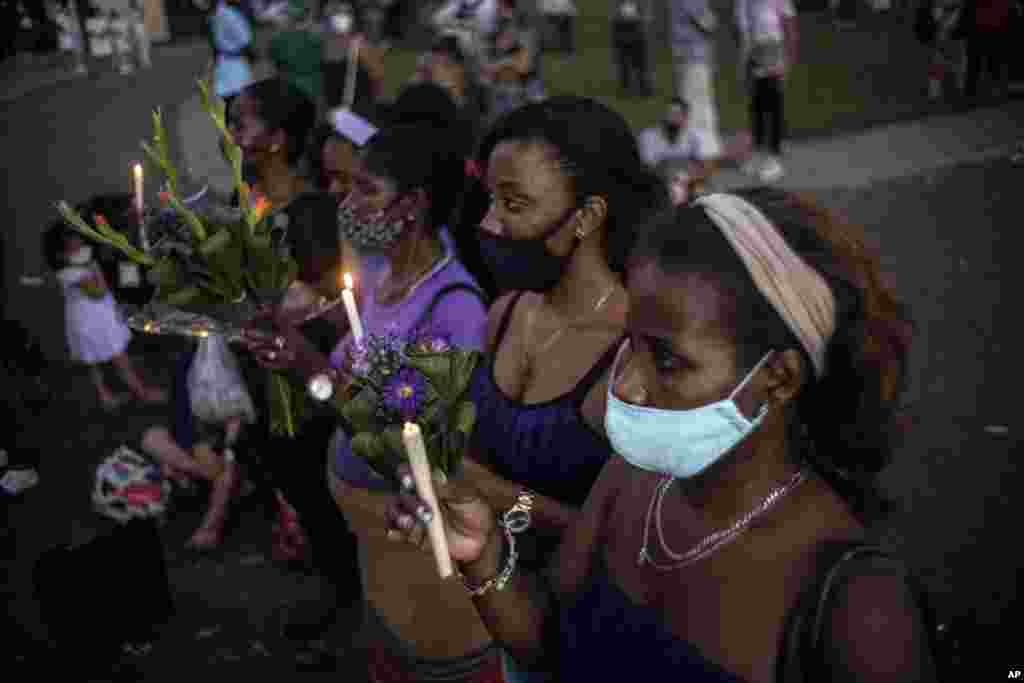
47, 226, 166, 411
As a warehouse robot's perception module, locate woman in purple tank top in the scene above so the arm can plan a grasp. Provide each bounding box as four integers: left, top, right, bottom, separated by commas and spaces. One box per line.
457, 96, 669, 682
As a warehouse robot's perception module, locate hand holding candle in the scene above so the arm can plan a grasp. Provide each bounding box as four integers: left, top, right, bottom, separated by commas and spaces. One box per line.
341, 272, 364, 342
403, 422, 454, 579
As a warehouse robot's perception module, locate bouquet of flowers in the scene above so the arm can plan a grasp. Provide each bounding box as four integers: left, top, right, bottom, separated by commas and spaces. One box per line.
338, 328, 482, 481
54, 78, 334, 437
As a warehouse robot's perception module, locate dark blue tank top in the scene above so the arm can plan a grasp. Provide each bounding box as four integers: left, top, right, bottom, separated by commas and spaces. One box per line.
558, 552, 746, 682
467, 292, 621, 508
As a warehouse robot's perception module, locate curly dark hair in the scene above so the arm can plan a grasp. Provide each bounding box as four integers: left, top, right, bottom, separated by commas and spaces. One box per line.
476, 96, 670, 275
631, 187, 914, 521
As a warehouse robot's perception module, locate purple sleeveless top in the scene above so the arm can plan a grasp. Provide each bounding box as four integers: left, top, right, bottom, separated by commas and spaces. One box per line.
467, 292, 621, 508
558, 552, 746, 682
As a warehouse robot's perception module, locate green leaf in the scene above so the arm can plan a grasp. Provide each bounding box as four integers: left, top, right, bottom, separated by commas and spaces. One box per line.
452, 400, 477, 437
351, 432, 404, 481
197, 228, 232, 257
162, 285, 202, 306
451, 350, 484, 396
381, 425, 408, 465
405, 354, 456, 400
339, 388, 378, 434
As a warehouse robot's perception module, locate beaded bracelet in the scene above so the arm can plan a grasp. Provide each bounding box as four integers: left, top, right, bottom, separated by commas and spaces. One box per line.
460, 521, 518, 598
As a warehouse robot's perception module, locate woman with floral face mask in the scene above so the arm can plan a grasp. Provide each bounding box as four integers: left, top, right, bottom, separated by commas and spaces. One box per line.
386, 187, 938, 682
245, 120, 495, 682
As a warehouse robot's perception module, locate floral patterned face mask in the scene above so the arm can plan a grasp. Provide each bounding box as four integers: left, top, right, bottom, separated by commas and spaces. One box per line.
337, 194, 416, 252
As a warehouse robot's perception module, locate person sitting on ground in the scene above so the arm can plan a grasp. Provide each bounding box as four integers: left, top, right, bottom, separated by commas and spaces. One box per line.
139, 345, 252, 551
638, 97, 715, 189
386, 187, 939, 683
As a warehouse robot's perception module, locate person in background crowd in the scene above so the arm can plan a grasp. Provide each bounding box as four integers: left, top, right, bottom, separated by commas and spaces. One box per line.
322, 3, 387, 115
612, 0, 653, 97
1010, 0, 1024, 92
667, 0, 723, 161
52, 0, 87, 74
735, 0, 798, 183
638, 98, 717, 205
433, 0, 501, 42
246, 120, 493, 683
229, 77, 315, 209
927, 0, 966, 99
638, 98, 709, 174
480, 0, 544, 122
42, 221, 166, 412
962, 0, 1013, 97
127, 0, 151, 69
387, 187, 938, 683
268, 3, 325, 108
539, 0, 576, 54
461, 96, 669, 682
415, 32, 489, 137
210, 0, 255, 109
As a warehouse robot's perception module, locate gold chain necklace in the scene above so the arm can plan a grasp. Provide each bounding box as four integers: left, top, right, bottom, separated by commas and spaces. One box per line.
638, 470, 808, 571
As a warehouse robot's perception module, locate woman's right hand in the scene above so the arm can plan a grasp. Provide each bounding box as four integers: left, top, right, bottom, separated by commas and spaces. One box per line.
386, 463, 500, 572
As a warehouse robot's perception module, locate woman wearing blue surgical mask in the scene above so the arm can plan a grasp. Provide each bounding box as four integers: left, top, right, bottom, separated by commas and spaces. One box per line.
386, 187, 938, 682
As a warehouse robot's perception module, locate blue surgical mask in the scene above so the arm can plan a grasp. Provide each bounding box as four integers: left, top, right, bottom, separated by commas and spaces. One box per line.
605, 340, 772, 480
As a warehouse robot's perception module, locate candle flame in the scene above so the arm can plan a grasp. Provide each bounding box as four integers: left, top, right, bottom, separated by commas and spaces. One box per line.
343, 273, 354, 289
133, 163, 143, 179
403, 421, 420, 435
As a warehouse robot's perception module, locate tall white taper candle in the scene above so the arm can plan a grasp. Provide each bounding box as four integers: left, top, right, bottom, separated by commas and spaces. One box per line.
402, 422, 454, 579
341, 273, 365, 342
133, 163, 150, 251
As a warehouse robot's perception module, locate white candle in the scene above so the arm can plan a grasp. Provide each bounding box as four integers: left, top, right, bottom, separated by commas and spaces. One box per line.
133, 163, 150, 251
341, 272, 364, 342
402, 422, 454, 579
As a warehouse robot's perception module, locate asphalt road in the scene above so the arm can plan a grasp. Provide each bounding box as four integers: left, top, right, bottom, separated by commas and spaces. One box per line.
2, 34, 1023, 681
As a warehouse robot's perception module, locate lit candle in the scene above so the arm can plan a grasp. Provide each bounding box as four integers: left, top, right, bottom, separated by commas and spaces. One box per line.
133, 163, 150, 251
402, 422, 453, 579
341, 273, 364, 342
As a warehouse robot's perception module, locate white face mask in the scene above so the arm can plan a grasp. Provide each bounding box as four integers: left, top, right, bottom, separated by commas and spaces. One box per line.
68, 246, 93, 266
605, 339, 772, 480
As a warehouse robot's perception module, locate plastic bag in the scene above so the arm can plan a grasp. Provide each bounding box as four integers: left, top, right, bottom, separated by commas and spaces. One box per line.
187, 333, 257, 425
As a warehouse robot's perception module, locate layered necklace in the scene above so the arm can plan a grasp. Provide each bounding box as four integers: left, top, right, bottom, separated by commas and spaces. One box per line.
637, 469, 808, 571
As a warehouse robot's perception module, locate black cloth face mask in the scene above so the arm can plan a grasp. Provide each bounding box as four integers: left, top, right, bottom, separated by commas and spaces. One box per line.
477, 206, 579, 294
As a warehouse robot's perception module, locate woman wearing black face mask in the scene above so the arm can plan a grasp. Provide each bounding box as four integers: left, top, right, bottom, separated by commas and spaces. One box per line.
460, 96, 669, 682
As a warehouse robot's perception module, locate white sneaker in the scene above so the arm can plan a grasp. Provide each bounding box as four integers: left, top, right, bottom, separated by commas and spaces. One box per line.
759, 157, 785, 183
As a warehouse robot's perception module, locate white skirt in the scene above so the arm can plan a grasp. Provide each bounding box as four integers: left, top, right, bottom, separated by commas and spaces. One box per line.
66, 295, 132, 364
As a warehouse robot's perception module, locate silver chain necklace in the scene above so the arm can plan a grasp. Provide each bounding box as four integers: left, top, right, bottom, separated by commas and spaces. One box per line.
637, 469, 808, 571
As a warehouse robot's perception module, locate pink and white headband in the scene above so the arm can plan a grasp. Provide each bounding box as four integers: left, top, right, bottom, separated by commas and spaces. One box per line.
693, 193, 836, 377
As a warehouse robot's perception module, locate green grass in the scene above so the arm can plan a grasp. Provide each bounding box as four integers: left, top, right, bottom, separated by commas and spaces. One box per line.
377, 4, 934, 139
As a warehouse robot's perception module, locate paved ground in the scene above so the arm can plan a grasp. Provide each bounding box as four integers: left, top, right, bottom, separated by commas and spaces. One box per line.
2, 16, 1024, 681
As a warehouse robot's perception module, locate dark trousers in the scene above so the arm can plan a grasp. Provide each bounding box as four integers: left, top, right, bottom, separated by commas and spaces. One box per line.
260, 415, 361, 602
965, 29, 1012, 96
751, 75, 785, 156
614, 40, 650, 95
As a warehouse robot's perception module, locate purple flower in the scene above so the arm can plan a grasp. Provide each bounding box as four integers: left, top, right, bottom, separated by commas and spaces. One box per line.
382, 368, 427, 421
348, 339, 371, 377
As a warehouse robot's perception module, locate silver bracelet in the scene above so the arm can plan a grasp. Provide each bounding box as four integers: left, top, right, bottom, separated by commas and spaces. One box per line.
460, 521, 518, 598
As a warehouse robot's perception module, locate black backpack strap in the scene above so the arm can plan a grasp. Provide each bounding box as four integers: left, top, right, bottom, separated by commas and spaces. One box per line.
411, 283, 490, 337
778, 541, 943, 682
